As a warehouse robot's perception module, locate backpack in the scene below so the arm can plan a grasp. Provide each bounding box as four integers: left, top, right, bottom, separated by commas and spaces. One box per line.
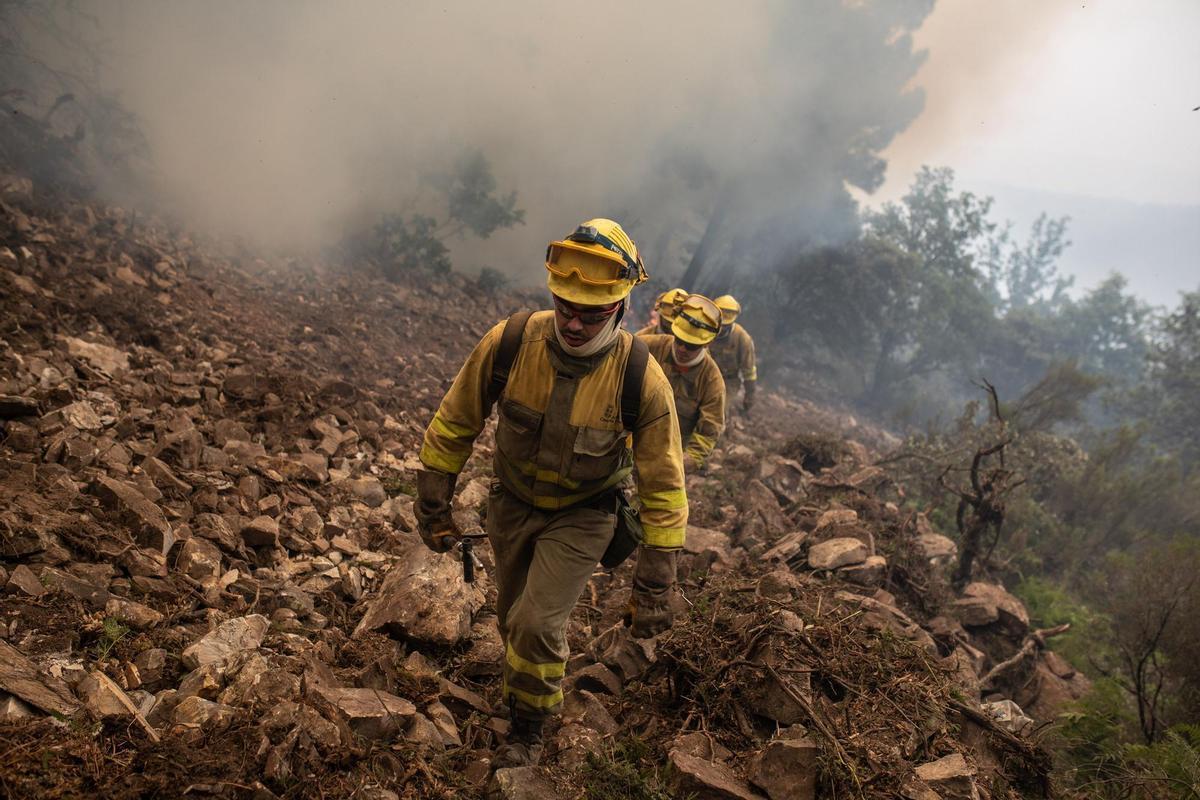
490, 311, 650, 566
488, 311, 648, 433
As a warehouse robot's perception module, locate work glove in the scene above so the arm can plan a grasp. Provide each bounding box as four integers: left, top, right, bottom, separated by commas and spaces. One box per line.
414, 469, 461, 553
742, 380, 756, 414
624, 546, 677, 638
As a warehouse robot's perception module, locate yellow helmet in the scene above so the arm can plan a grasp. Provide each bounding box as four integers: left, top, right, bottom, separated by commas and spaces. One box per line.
655, 288, 688, 322
672, 293, 722, 346
546, 218, 647, 305
714, 294, 741, 325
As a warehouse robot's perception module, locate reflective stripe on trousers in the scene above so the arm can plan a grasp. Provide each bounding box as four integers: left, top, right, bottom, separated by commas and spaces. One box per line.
487, 484, 616, 717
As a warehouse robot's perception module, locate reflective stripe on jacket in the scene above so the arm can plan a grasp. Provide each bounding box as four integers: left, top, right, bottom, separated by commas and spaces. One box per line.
709, 322, 757, 383
638, 333, 725, 467
420, 310, 688, 549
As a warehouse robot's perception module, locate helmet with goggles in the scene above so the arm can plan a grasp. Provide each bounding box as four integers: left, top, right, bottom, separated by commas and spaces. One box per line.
654, 288, 688, 322
546, 218, 647, 305
713, 294, 741, 326
672, 293, 722, 346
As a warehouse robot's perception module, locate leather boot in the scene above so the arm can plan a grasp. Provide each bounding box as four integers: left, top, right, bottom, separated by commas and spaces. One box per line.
493, 709, 545, 769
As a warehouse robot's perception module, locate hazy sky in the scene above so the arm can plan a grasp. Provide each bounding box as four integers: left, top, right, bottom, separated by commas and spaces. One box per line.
53, 1, 1198, 304
878, 0, 1200, 206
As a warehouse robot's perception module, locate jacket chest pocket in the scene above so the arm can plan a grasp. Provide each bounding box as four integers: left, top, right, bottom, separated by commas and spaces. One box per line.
569, 426, 626, 482
496, 399, 542, 464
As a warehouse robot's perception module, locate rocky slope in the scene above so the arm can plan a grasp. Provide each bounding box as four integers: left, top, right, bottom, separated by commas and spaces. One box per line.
0, 173, 1083, 799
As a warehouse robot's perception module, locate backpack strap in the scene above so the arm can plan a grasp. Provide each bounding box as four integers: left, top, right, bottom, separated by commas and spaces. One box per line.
620, 335, 649, 434
488, 310, 533, 407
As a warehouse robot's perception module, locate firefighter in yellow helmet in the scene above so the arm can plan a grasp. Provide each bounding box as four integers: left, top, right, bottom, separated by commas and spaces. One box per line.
415, 219, 687, 768
710, 294, 757, 414
635, 287, 687, 336
637, 294, 726, 472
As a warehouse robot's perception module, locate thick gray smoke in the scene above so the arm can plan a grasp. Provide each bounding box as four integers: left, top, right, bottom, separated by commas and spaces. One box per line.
13, 0, 934, 285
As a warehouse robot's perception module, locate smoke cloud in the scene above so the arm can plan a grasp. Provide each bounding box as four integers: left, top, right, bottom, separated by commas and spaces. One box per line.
36, 1, 935, 283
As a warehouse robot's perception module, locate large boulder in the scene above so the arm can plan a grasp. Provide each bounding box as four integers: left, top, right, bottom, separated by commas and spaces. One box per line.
352, 540, 484, 646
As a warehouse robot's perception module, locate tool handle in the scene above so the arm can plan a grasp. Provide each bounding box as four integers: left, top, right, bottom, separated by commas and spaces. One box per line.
462, 537, 475, 583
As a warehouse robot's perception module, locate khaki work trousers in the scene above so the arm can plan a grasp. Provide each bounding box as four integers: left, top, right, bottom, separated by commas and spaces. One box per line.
487, 484, 616, 718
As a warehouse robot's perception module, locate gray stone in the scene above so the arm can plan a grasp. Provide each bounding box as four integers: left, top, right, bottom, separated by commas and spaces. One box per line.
171, 696, 237, 731
219, 654, 300, 708
487, 766, 558, 800
404, 712, 445, 746
571, 662, 622, 696
78, 672, 135, 719
838, 555, 887, 586
0, 692, 35, 720
807, 537, 868, 570
426, 701, 461, 746
353, 539, 484, 646
913, 753, 979, 800
339, 476, 387, 508
141, 456, 191, 495
62, 337, 129, 374
181, 614, 269, 670
748, 736, 819, 800
670, 749, 763, 799
95, 476, 175, 555
954, 582, 1029, 635
562, 690, 618, 735
133, 649, 168, 688
309, 685, 416, 740
177, 537, 223, 581
6, 564, 45, 597
916, 532, 957, 562
105, 597, 164, 630
177, 663, 225, 700
591, 623, 657, 683
241, 515, 280, 547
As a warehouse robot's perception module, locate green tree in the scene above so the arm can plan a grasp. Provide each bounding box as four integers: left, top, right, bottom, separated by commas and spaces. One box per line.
1134, 290, 1200, 471
983, 212, 1073, 314
346, 150, 524, 280
857, 166, 997, 407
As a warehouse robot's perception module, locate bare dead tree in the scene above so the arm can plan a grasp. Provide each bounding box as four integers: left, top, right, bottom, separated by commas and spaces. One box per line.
940, 380, 1026, 588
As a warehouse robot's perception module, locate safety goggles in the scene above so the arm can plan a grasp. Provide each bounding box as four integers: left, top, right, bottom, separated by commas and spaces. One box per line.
553, 296, 621, 326
546, 225, 647, 286
674, 337, 704, 352
678, 310, 719, 335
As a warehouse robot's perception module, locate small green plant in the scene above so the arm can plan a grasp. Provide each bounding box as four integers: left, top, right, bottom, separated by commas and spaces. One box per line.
582, 738, 677, 800
92, 617, 129, 662
380, 472, 415, 497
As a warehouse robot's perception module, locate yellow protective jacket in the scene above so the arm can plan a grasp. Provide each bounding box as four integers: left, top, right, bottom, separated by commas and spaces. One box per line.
638, 334, 725, 468
420, 311, 688, 549
633, 320, 671, 337
710, 322, 757, 385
